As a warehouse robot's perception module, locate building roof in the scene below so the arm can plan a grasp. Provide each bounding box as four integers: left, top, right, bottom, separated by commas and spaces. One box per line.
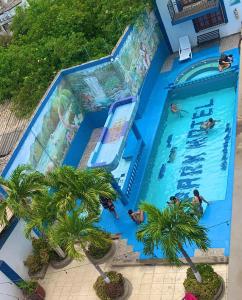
0, 102, 28, 173
0, 0, 22, 14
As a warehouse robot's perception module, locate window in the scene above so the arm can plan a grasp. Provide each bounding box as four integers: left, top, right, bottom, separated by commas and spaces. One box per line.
193, 5, 225, 32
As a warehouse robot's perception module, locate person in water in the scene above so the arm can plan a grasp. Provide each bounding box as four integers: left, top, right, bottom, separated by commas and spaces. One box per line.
167, 196, 180, 206
192, 189, 209, 217
128, 209, 144, 224
100, 196, 119, 219
200, 118, 217, 132
218, 53, 233, 72
170, 103, 188, 117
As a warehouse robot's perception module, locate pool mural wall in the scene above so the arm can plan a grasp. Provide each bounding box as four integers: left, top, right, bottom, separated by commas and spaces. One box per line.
2, 10, 169, 178
64, 11, 163, 111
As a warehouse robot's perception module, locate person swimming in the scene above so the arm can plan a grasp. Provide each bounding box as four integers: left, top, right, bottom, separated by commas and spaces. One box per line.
167, 196, 180, 206
200, 118, 217, 132
170, 103, 188, 117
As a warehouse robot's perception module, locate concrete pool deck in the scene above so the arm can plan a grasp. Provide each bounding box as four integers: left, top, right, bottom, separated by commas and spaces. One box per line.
39, 256, 228, 300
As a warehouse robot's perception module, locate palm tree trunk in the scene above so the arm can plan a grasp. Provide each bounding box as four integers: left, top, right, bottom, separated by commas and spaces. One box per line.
53, 245, 66, 258
179, 246, 202, 283
81, 243, 110, 284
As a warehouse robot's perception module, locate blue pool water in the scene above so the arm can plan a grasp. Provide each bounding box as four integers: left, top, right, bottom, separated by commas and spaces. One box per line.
175, 58, 219, 83
140, 72, 237, 210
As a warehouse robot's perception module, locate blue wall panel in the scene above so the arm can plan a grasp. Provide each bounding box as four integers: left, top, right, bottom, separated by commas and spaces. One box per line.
62, 117, 94, 167
85, 109, 109, 128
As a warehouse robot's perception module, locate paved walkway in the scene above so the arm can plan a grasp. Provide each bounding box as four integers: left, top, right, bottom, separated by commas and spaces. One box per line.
40, 258, 228, 300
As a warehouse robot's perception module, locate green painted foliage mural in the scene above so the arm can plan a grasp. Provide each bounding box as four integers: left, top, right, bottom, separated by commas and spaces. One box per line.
5, 9, 163, 177
65, 10, 162, 112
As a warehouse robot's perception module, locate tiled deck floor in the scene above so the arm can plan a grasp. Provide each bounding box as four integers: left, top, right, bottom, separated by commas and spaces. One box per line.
40, 258, 228, 300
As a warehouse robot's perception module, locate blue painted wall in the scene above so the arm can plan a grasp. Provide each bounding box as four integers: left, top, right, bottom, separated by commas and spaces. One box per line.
0, 261, 23, 285
85, 109, 109, 128
63, 116, 94, 167
63, 109, 109, 167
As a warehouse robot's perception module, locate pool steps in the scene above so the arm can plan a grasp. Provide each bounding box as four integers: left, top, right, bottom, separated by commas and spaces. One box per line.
124, 140, 144, 198
110, 239, 228, 266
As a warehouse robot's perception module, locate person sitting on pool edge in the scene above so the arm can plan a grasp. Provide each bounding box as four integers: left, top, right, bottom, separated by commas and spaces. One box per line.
218, 53, 233, 72
167, 196, 180, 206
200, 118, 217, 132
128, 209, 144, 224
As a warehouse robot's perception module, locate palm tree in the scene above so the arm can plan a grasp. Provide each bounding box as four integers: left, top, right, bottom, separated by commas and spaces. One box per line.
136, 201, 210, 283
0, 165, 65, 258
49, 209, 111, 283
47, 166, 116, 215
0, 165, 46, 224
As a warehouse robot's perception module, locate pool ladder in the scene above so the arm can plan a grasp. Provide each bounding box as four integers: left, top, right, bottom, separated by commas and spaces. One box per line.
125, 145, 144, 198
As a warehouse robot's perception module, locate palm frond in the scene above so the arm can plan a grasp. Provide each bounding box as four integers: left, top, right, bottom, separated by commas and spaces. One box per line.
49, 209, 109, 261
0, 201, 9, 226
137, 201, 210, 264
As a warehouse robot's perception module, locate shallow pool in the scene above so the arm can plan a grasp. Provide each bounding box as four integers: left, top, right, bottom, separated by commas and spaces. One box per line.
175, 58, 219, 84
140, 71, 237, 209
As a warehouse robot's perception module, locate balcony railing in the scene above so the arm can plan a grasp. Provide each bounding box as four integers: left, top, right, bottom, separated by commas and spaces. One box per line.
167, 0, 220, 24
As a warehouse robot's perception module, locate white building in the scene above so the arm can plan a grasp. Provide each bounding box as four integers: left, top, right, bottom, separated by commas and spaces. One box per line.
156, 0, 242, 51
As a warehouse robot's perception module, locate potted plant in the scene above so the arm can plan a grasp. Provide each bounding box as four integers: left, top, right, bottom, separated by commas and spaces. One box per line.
183, 264, 224, 300
24, 238, 50, 279
87, 233, 115, 263
94, 271, 125, 300
18, 280, 46, 300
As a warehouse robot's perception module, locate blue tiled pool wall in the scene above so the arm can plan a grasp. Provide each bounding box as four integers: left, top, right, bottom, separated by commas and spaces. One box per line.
2, 10, 170, 179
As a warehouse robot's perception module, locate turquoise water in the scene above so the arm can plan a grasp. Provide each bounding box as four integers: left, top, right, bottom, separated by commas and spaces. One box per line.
175, 58, 219, 83
140, 77, 236, 209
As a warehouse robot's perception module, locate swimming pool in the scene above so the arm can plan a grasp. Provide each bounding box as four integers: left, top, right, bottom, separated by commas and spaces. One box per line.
140, 70, 238, 210
99, 51, 239, 260
175, 58, 219, 84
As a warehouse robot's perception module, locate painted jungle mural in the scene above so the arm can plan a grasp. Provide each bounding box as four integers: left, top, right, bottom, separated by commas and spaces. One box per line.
65, 62, 131, 112
116, 10, 162, 95
65, 10, 162, 111
5, 10, 163, 177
